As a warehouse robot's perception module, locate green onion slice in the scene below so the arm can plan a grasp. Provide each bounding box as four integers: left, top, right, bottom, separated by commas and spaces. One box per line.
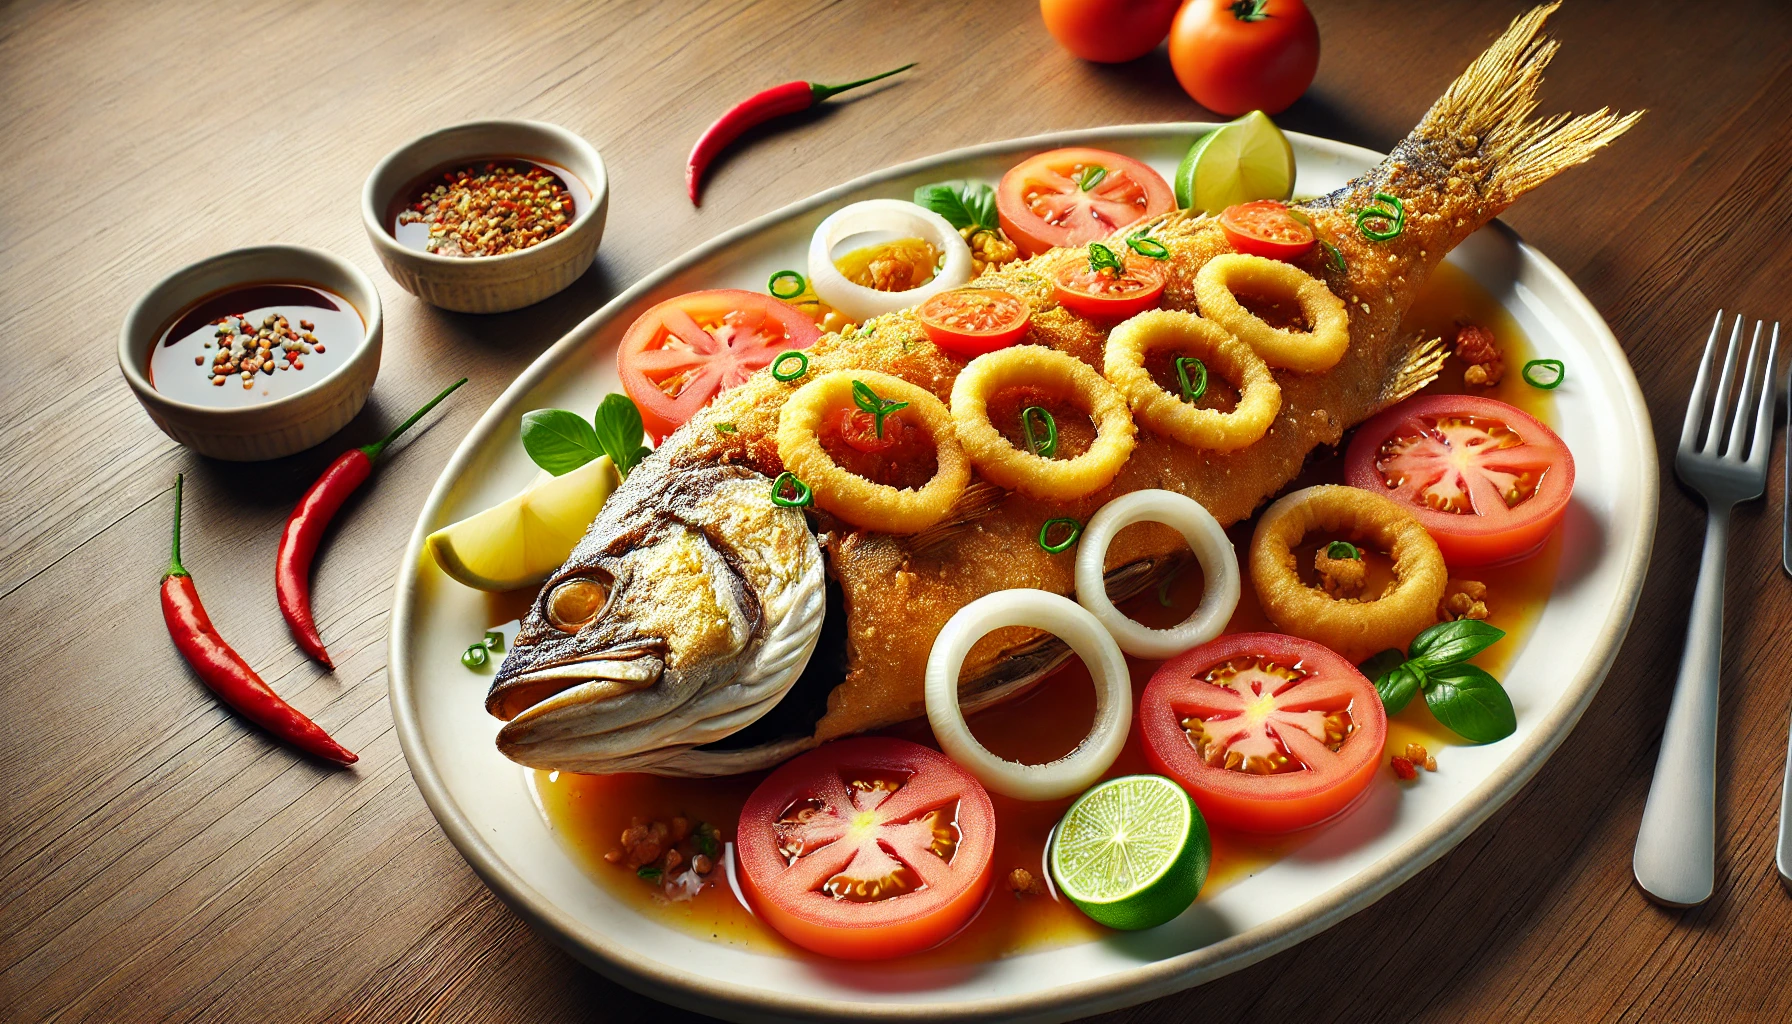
1156, 575, 1176, 607
1355, 192, 1405, 241
770, 471, 812, 507
1522, 358, 1566, 390
483, 630, 504, 651
461, 643, 489, 669
771, 350, 809, 382
768, 269, 807, 300
1087, 242, 1123, 276
1021, 405, 1058, 458
1126, 232, 1170, 260
1039, 517, 1082, 553
1175, 356, 1208, 403
1325, 540, 1362, 560
851, 379, 909, 438
1077, 165, 1108, 192
714, 421, 737, 435
1319, 238, 1347, 272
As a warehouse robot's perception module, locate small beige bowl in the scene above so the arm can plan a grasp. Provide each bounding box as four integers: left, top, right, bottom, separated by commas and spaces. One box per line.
362, 120, 608, 314
119, 245, 384, 461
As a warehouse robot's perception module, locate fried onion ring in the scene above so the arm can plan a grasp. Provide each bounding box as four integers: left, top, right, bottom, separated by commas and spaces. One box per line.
950, 345, 1135, 501
1103, 309, 1281, 451
1249, 485, 1446, 660
777, 369, 968, 533
1195, 253, 1350, 372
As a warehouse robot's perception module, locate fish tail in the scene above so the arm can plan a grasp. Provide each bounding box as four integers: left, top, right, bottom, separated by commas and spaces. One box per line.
1407, 2, 1642, 208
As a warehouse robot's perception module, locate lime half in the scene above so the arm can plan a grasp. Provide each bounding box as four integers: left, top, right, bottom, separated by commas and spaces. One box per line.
1173, 110, 1297, 215
1049, 774, 1210, 931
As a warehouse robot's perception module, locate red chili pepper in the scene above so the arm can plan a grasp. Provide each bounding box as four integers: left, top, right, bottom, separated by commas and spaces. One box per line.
162, 474, 357, 765
277, 378, 467, 667
685, 63, 916, 206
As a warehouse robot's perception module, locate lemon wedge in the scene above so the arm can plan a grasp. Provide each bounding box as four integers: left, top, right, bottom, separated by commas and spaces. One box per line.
1173, 110, 1297, 215
427, 456, 619, 592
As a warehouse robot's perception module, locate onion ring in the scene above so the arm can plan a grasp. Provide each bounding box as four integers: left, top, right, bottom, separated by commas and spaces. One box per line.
1103, 309, 1281, 451
807, 199, 974, 323
950, 345, 1136, 501
1195, 253, 1350, 372
924, 589, 1131, 801
1075, 489, 1240, 658
776, 369, 968, 533
1249, 485, 1446, 660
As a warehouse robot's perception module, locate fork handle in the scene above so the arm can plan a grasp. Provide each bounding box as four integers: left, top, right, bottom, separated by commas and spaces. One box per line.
1778, 696, 1792, 891
1634, 507, 1728, 906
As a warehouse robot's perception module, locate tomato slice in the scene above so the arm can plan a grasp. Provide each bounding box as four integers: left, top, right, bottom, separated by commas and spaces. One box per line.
736, 737, 995, 960
1052, 252, 1166, 319
617, 289, 821, 441
1141, 633, 1387, 834
997, 147, 1176, 257
917, 287, 1031, 358
1219, 200, 1316, 261
1344, 394, 1575, 567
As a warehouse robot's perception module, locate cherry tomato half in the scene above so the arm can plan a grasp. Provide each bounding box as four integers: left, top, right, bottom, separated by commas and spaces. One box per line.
736, 737, 995, 960
1039, 0, 1181, 63
1345, 394, 1575, 567
918, 287, 1032, 358
1168, 0, 1321, 117
1220, 200, 1316, 260
997, 147, 1176, 257
1142, 633, 1387, 834
617, 289, 821, 441
1052, 251, 1166, 319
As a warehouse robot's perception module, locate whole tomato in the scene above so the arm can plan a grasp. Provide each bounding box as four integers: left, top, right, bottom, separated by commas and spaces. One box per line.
1169, 0, 1320, 115
1040, 0, 1182, 63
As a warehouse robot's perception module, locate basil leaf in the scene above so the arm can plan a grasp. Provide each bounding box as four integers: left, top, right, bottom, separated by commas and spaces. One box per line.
521, 409, 601, 476
1423, 663, 1517, 743
1408, 618, 1506, 670
1360, 648, 1405, 683
592, 393, 648, 479
913, 180, 997, 231
1378, 664, 1424, 715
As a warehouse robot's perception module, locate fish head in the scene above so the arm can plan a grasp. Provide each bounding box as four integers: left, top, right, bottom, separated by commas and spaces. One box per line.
487, 460, 825, 773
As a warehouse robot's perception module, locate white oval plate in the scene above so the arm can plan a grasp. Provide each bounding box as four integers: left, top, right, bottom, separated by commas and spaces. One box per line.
389, 125, 1656, 1023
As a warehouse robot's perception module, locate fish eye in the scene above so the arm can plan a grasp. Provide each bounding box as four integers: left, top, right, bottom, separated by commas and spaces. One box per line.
546, 578, 609, 633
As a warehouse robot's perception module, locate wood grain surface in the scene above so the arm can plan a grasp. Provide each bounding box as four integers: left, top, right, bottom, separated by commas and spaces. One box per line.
4, 1, 1791, 1021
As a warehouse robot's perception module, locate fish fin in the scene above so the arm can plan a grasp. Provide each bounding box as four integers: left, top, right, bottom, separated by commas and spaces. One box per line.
1380, 334, 1448, 407
900, 480, 1006, 558
1416, 3, 1643, 205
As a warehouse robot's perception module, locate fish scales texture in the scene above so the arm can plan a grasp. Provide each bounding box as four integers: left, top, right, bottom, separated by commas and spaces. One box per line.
489, 3, 1638, 775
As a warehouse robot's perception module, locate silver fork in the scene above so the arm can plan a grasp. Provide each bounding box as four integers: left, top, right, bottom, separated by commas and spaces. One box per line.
1634, 312, 1778, 907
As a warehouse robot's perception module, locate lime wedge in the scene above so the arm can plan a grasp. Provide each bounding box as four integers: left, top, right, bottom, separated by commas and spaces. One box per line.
427, 456, 619, 592
1049, 774, 1209, 931
1173, 110, 1297, 215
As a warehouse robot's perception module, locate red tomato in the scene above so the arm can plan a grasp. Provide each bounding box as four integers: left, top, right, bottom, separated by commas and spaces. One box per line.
1142, 633, 1387, 834
997, 148, 1176, 257
1039, 0, 1181, 63
1220, 200, 1316, 260
1168, 0, 1320, 116
1052, 251, 1166, 319
918, 287, 1032, 357
1345, 394, 1575, 567
617, 289, 820, 440
736, 737, 996, 960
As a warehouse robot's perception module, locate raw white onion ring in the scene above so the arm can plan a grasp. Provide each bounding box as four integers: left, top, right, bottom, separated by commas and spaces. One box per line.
807, 199, 973, 323
924, 589, 1130, 801
1074, 489, 1240, 659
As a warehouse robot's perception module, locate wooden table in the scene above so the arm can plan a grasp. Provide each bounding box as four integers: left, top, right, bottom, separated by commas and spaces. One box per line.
5, 1, 1791, 1020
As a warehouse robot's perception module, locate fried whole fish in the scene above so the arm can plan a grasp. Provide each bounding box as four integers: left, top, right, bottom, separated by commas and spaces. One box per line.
488, 3, 1638, 776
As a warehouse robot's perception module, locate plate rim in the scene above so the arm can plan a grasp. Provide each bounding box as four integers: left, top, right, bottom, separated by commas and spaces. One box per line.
388, 122, 1659, 1023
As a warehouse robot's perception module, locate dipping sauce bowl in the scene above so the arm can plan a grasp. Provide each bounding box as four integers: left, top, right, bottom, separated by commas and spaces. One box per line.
119, 245, 383, 461
362, 120, 609, 313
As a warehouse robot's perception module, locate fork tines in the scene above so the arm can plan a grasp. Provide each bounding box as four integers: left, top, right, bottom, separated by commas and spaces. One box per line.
1681, 311, 1781, 466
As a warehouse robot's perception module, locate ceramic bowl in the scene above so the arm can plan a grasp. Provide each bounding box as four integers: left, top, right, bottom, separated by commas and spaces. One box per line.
361, 119, 609, 314
119, 244, 384, 462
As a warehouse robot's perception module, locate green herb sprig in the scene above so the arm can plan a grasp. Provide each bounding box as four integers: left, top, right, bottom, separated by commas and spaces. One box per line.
913, 180, 998, 231
851, 379, 909, 438
520, 394, 651, 479
1087, 242, 1124, 276
1360, 619, 1515, 743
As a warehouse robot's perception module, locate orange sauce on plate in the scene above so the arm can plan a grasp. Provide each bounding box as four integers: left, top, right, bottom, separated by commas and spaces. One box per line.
530, 262, 1560, 963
